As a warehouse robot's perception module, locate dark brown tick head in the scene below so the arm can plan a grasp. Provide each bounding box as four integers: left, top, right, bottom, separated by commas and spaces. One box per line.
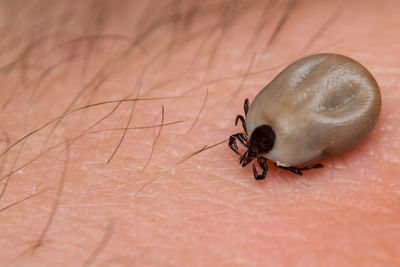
249, 124, 276, 155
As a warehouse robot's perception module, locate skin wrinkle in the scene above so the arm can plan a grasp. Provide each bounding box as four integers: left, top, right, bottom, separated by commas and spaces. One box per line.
163, 172, 257, 216
1, 0, 400, 266
171, 179, 305, 234
183, 160, 269, 198
131, 139, 229, 200
133, 207, 229, 264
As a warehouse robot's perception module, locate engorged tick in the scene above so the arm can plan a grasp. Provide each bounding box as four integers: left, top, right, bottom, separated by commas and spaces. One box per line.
229, 53, 382, 180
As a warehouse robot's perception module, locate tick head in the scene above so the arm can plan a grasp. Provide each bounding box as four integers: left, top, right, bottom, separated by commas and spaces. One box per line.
249, 124, 276, 155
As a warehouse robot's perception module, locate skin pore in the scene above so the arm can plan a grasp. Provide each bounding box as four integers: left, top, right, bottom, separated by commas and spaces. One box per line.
1, 0, 400, 266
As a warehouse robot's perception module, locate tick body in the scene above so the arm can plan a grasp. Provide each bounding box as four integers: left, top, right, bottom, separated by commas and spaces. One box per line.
229, 53, 381, 180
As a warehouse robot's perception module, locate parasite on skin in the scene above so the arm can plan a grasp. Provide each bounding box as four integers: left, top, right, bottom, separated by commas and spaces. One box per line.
229, 53, 381, 180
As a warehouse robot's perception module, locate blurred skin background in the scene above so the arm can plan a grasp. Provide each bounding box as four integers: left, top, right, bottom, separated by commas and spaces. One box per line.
0, 0, 400, 266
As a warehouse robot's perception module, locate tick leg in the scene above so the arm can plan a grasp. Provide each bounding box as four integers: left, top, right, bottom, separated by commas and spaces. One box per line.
229, 133, 248, 155
280, 166, 303, 175
252, 156, 268, 180
244, 98, 249, 115
274, 163, 324, 175
240, 150, 249, 164
235, 115, 247, 134
237, 132, 248, 145
231, 133, 247, 147
229, 135, 240, 155
240, 149, 256, 167
298, 163, 324, 171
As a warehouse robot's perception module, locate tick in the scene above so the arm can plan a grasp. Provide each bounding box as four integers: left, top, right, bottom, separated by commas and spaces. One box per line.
229, 53, 381, 180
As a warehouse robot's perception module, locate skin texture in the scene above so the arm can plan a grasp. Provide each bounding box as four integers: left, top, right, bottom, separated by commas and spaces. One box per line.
246, 53, 382, 167
1, 0, 400, 266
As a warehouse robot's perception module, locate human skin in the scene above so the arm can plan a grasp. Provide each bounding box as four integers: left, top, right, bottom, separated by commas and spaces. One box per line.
0, 0, 400, 266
